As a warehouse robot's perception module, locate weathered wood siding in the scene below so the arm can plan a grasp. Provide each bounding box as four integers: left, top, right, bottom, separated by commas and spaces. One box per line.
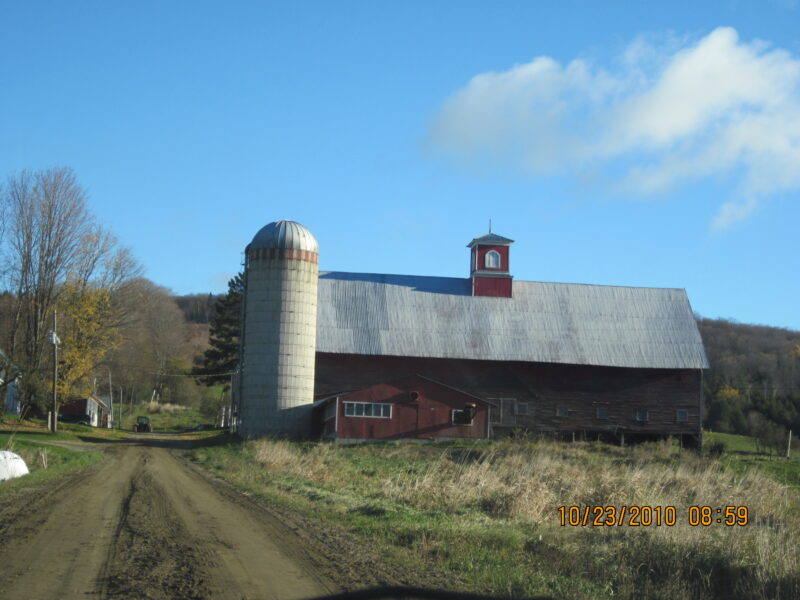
316, 375, 490, 441
315, 353, 702, 438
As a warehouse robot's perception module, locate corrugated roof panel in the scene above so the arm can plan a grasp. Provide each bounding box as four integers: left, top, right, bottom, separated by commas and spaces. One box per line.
316, 272, 709, 369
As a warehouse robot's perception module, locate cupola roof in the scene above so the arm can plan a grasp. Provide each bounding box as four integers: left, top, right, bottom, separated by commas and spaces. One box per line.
466, 232, 514, 248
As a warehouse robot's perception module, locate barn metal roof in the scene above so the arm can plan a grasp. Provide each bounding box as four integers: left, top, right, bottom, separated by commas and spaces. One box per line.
316, 272, 709, 370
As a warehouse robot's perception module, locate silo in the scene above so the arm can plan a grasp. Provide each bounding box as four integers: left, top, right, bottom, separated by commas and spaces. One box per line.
238, 220, 319, 438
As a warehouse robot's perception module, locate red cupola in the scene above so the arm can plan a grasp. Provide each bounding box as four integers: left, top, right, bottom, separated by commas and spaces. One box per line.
467, 231, 514, 298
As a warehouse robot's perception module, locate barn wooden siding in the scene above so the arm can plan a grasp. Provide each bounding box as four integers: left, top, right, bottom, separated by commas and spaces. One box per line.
315, 375, 491, 441
315, 353, 702, 442
472, 276, 513, 298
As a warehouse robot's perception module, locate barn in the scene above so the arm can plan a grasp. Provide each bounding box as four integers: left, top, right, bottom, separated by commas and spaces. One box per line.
235, 221, 709, 446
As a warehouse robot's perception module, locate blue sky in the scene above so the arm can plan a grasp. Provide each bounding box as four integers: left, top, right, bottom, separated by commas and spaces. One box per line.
2, 1, 799, 330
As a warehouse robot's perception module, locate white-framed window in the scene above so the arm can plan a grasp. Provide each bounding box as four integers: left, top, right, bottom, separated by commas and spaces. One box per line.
489, 397, 516, 425
557, 405, 569, 417
514, 401, 529, 416
596, 407, 609, 420
676, 409, 689, 422
485, 250, 501, 269
636, 409, 649, 422
343, 402, 392, 419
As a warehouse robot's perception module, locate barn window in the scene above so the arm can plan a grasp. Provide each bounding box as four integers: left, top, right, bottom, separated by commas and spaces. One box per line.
514, 401, 529, 416
676, 409, 689, 422
451, 404, 476, 426
557, 406, 569, 417
635, 409, 649, 422
485, 250, 501, 269
343, 402, 392, 418
596, 407, 608, 420
490, 398, 516, 425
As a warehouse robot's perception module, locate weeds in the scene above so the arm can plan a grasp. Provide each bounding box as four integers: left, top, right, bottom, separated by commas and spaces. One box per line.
194, 437, 800, 599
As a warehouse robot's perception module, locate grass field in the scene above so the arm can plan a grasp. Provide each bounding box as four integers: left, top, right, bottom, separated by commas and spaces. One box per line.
113, 402, 215, 432
0, 425, 105, 495
191, 433, 800, 600
706, 431, 800, 491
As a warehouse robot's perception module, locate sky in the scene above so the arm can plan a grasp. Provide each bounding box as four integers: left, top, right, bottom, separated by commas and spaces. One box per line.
1, 1, 799, 330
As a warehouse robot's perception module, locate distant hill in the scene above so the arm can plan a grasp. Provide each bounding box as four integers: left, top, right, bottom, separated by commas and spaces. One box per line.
173, 293, 222, 325
698, 317, 800, 437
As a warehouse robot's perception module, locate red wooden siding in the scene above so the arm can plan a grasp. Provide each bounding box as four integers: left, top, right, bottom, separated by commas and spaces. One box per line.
473, 276, 512, 297
315, 353, 703, 441
316, 375, 491, 441
471, 245, 509, 273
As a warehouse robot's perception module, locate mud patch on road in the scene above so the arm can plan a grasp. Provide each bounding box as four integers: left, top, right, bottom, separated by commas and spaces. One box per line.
101, 470, 212, 599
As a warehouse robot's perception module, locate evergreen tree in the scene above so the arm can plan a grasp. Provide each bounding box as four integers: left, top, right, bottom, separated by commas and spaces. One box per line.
194, 272, 244, 388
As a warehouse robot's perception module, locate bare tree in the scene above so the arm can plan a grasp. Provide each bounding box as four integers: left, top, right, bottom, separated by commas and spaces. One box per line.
0, 167, 141, 413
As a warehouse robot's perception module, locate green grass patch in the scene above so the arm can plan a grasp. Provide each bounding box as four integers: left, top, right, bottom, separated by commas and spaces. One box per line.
113, 403, 215, 432
705, 431, 800, 491
0, 433, 103, 494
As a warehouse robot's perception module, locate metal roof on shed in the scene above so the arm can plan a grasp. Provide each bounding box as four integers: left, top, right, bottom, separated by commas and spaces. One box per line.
316, 272, 709, 370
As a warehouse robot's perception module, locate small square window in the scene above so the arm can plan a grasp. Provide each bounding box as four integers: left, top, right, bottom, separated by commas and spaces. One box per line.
596, 407, 608, 420
515, 402, 529, 416
344, 403, 354, 416
636, 409, 649, 422
676, 409, 689, 422
451, 409, 473, 426
355, 404, 364, 416
557, 406, 569, 417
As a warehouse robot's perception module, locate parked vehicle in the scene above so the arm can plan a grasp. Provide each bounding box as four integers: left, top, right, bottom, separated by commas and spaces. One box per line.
134, 416, 152, 433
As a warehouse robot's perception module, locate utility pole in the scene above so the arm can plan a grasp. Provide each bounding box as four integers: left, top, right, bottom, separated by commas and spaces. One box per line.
49, 311, 60, 433
108, 367, 113, 429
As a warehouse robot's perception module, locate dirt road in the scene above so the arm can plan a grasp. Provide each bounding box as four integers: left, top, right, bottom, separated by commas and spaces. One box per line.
0, 436, 341, 600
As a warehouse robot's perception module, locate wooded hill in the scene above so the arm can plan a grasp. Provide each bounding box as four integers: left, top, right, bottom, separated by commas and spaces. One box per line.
698, 317, 799, 441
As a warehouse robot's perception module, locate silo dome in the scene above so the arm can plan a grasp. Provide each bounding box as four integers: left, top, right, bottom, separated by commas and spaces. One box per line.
250, 220, 318, 253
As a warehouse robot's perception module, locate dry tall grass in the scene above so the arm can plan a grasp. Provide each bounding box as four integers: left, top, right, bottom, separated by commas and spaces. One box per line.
145, 401, 187, 413
247, 439, 799, 598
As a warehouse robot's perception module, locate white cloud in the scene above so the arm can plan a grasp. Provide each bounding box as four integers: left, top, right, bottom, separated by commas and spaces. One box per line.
429, 27, 800, 229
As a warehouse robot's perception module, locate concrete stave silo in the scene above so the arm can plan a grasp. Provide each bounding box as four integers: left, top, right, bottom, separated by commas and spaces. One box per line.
238, 220, 319, 438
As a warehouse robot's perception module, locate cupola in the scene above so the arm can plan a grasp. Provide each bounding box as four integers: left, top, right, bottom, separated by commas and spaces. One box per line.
467, 231, 514, 298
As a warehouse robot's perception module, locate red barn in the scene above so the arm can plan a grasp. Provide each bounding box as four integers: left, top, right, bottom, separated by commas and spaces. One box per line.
235, 224, 709, 446
314, 375, 494, 441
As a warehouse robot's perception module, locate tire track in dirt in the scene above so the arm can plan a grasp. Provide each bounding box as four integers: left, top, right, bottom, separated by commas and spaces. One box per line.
0, 439, 337, 600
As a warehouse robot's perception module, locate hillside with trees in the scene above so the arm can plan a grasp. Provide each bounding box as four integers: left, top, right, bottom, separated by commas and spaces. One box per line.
699, 317, 800, 447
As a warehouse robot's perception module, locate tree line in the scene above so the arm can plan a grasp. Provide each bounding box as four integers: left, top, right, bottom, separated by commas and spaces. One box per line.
699, 317, 800, 451
0, 167, 219, 421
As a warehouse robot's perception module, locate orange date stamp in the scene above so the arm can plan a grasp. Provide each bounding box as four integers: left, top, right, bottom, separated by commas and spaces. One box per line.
558, 505, 749, 527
